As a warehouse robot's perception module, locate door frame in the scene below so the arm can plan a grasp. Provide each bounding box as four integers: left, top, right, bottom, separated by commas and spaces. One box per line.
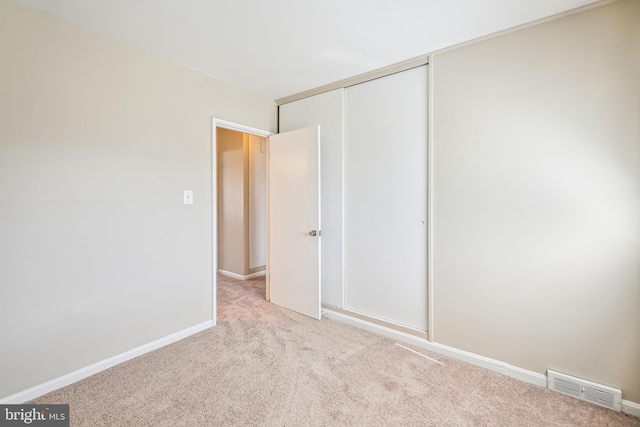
211, 118, 272, 325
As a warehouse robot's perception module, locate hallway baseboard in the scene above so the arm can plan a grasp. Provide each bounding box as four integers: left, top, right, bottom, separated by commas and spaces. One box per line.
218, 269, 266, 281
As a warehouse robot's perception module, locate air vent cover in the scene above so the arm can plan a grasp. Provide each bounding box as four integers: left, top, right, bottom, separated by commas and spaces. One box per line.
547, 370, 621, 411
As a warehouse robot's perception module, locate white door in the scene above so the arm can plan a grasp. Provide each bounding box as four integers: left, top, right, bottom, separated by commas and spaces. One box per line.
344, 65, 428, 331
268, 126, 321, 319
279, 89, 344, 309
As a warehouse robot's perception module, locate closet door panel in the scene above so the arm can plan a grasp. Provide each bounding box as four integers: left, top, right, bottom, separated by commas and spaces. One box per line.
279, 89, 343, 307
344, 66, 428, 330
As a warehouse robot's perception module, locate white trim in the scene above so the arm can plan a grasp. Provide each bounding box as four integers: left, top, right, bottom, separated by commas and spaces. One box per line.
273, 100, 279, 133
507, 365, 546, 386
0, 321, 213, 404
246, 270, 266, 279
214, 119, 272, 138
622, 400, 640, 418
265, 131, 271, 301
340, 87, 346, 309
277, 57, 430, 106
426, 55, 434, 341
316, 124, 323, 319
218, 269, 266, 281
323, 309, 547, 388
211, 119, 218, 326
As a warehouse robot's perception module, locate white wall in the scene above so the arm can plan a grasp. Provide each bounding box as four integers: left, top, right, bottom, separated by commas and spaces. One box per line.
0, 0, 273, 400
431, 0, 640, 402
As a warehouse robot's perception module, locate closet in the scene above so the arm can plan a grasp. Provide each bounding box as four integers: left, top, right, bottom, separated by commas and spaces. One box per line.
278, 65, 428, 332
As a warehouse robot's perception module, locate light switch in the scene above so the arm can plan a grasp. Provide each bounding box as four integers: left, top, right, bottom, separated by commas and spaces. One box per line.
183, 190, 193, 205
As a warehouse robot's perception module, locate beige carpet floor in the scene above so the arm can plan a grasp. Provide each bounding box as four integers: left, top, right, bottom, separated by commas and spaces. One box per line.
31, 275, 639, 426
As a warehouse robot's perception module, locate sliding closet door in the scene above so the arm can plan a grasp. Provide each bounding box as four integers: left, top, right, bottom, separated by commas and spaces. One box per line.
344, 66, 428, 331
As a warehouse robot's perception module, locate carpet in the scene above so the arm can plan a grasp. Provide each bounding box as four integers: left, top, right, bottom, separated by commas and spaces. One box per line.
30, 275, 640, 426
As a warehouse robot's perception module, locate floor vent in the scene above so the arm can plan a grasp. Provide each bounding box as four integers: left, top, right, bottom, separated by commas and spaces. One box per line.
547, 370, 621, 411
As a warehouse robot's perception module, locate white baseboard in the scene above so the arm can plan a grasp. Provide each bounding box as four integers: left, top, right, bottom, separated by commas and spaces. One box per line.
0, 320, 213, 404
622, 400, 640, 417
218, 269, 266, 280
323, 309, 547, 387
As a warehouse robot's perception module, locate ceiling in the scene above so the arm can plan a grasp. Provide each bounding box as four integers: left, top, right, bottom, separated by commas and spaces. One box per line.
14, 0, 602, 100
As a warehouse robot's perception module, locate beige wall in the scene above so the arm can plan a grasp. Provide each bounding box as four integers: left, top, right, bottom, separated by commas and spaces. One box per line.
217, 128, 246, 276
432, 0, 640, 401
0, 0, 273, 399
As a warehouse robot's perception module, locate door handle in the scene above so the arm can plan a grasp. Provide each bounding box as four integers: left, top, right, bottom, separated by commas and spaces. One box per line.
308, 230, 318, 237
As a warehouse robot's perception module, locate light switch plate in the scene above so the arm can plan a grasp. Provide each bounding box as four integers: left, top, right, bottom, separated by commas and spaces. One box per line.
183, 190, 193, 205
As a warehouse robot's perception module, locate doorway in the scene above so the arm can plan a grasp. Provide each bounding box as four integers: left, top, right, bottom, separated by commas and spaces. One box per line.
216, 127, 267, 279
212, 119, 323, 324
211, 119, 272, 325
